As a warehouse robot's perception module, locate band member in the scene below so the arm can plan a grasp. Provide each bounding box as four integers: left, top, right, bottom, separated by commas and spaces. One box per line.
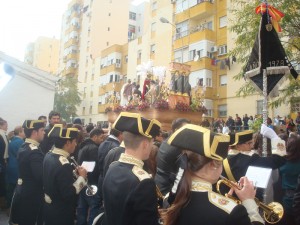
222, 126, 286, 184
102, 112, 161, 225
43, 124, 87, 225
163, 124, 264, 225
10, 120, 45, 225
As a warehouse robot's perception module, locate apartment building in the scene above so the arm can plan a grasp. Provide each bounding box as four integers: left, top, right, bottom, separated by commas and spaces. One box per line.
24, 36, 60, 74
169, 0, 228, 118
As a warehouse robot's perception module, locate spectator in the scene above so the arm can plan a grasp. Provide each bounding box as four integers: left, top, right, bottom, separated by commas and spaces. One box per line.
279, 136, 300, 225
243, 114, 249, 130
0, 119, 8, 209
235, 114, 242, 131
38, 115, 47, 127
248, 116, 254, 130
77, 128, 105, 225
6, 126, 25, 209
226, 116, 235, 133
40, 111, 61, 154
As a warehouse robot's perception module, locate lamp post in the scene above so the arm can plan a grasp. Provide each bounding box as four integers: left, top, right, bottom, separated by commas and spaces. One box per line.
70, 115, 73, 123
160, 17, 184, 63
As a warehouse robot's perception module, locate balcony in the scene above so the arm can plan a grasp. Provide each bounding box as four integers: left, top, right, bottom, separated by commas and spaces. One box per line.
175, 1, 215, 24
64, 39, 78, 48
64, 67, 77, 76
185, 57, 215, 71
100, 64, 122, 76
173, 27, 215, 50
98, 82, 123, 96
66, 53, 78, 61
65, 24, 80, 35
98, 103, 110, 113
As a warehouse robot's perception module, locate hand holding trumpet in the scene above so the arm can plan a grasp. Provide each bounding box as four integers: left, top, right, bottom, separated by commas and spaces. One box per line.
229, 176, 256, 202
76, 166, 88, 179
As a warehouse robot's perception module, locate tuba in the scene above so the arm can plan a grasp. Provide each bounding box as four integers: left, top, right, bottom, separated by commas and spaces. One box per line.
216, 175, 284, 224
69, 156, 98, 196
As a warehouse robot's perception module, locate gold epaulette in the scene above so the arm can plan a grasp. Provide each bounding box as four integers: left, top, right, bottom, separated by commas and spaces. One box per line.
208, 192, 237, 214
59, 156, 69, 165
132, 166, 151, 181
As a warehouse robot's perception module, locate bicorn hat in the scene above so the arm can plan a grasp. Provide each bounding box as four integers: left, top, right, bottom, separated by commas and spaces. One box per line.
112, 112, 161, 138
229, 130, 253, 146
22, 120, 45, 131
48, 124, 78, 139
168, 124, 230, 161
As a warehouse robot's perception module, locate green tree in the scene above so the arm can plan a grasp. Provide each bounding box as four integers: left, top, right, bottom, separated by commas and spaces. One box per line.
54, 76, 81, 122
230, 0, 300, 107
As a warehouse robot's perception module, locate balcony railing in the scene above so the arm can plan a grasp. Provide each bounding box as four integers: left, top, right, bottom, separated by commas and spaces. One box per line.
173, 26, 213, 40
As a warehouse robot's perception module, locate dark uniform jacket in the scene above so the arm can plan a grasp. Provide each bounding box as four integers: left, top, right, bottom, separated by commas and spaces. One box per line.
103, 146, 125, 176
40, 125, 54, 154
10, 138, 44, 225
103, 153, 159, 225
154, 139, 181, 195
176, 179, 264, 225
78, 138, 99, 185
222, 150, 286, 182
43, 148, 86, 225
293, 174, 300, 225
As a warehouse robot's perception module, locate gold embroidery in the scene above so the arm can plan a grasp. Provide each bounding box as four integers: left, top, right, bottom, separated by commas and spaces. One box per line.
119, 153, 144, 168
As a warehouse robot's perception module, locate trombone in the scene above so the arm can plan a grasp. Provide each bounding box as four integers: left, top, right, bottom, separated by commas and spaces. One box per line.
216, 175, 284, 224
69, 156, 98, 196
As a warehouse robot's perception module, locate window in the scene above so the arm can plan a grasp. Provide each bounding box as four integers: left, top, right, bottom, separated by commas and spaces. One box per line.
206, 77, 212, 87
89, 106, 92, 114
189, 50, 196, 61
206, 109, 213, 117
115, 74, 120, 82
108, 27, 110, 31
150, 44, 156, 54
176, 0, 188, 13
108, 13, 111, 16
109, 74, 114, 82
220, 16, 227, 28
218, 45, 227, 56
203, 21, 213, 30
129, 12, 136, 20
82, 107, 86, 115
107, 41, 109, 46
291, 98, 300, 112
151, 1, 157, 11
220, 75, 227, 86
125, 55, 128, 63
138, 50, 142, 59
218, 105, 227, 117
151, 22, 156, 31
257, 100, 263, 115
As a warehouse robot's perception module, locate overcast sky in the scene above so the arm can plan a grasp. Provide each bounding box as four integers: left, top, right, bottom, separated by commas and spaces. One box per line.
0, 0, 147, 61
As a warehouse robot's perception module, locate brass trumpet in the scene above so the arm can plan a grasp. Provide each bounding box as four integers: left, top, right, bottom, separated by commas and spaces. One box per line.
216, 175, 284, 224
69, 156, 98, 196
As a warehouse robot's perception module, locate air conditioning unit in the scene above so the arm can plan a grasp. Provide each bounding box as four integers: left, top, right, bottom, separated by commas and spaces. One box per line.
115, 63, 121, 68
210, 46, 218, 52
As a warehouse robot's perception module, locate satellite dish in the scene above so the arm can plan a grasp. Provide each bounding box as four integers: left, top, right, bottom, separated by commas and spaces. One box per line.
194, 55, 200, 61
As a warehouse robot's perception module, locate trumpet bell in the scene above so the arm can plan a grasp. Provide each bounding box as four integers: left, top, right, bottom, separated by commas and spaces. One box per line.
86, 185, 98, 196
263, 202, 284, 224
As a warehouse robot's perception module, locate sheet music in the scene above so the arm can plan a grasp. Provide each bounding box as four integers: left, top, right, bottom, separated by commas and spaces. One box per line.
81, 161, 96, 172
245, 166, 272, 189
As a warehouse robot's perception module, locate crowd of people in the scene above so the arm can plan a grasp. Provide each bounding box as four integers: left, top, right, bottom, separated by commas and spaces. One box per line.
0, 110, 300, 225
201, 113, 300, 137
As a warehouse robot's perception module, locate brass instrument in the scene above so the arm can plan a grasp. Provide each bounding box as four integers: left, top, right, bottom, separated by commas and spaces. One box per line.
69, 156, 98, 196
156, 185, 164, 208
216, 175, 284, 224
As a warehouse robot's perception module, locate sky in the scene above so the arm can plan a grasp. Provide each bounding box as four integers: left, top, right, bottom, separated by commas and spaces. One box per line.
0, 0, 71, 60
0, 0, 148, 61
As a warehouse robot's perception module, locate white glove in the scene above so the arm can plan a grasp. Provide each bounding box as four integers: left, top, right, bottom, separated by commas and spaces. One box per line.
260, 124, 279, 140
260, 124, 286, 156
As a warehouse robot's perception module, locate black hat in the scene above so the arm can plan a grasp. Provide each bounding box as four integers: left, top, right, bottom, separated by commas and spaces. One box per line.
48, 124, 78, 139
168, 124, 230, 161
73, 117, 82, 125
22, 120, 45, 130
229, 130, 253, 146
112, 112, 161, 138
